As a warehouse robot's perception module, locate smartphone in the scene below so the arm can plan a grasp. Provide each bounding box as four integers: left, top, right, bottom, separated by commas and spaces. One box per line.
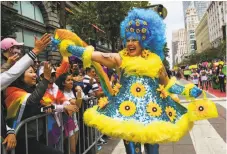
40, 105, 56, 112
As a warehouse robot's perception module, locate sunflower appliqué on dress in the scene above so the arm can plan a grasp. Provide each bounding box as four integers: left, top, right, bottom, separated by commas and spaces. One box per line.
130, 83, 146, 97
146, 102, 162, 117
119, 101, 136, 116
156, 84, 169, 99
98, 97, 108, 109
165, 106, 177, 122
113, 83, 122, 96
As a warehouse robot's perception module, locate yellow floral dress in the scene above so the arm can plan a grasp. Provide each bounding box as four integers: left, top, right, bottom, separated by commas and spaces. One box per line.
84, 49, 217, 144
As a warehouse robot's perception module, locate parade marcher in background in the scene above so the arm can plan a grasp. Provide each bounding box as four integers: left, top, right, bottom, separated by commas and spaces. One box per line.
218, 71, 226, 93
52, 8, 218, 154
190, 69, 200, 87
207, 68, 213, 88
200, 68, 208, 90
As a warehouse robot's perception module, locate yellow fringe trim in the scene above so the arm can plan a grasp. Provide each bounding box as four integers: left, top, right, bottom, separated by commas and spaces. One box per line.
84, 106, 194, 144
82, 46, 94, 69
119, 49, 163, 78
59, 40, 74, 57
182, 84, 196, 99
164, 77, 177, 92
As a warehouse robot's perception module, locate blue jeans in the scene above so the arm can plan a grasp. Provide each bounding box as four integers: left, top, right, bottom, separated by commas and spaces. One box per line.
123, 140, 159, 154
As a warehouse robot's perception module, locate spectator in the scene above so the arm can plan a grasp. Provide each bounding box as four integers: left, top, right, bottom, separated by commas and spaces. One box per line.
5, 63, 63, 154
1, 38, 23, 73
38, 62, 78, 146
83, 67, 103, 97
1, 34, 51, 152
55, 73, 83, 154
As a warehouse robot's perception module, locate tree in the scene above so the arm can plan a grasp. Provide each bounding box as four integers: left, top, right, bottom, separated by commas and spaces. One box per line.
163, 43, 170, 68
1, 5, 18, 39
68, 1, 149, 52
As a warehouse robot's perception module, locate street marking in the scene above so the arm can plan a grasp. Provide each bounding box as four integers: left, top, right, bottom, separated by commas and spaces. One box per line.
189, 120, 227, 154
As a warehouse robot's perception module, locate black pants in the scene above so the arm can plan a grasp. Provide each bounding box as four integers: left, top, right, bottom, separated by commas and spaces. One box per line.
15, 137, 63, 154
220, 81, 226, 92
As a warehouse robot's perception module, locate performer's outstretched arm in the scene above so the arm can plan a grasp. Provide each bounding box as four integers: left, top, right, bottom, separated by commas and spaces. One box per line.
91, 52, 122, 68
159, 64, 202, 98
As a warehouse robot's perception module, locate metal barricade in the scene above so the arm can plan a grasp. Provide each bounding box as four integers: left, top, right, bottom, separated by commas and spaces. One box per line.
3, 97, 102, 154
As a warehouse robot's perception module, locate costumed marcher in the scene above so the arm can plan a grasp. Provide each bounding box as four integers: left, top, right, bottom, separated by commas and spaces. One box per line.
51, 8, 218, 154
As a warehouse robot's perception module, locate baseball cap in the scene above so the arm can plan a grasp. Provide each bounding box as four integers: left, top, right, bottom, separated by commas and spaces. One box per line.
1, 38, 24, 51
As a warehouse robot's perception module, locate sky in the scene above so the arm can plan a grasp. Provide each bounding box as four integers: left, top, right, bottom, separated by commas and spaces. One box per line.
151, 1, 185, 68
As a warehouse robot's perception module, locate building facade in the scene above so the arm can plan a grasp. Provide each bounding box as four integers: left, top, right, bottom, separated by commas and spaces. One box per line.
172, 29, 187, 66
195, 13, 212, 52
1, 1, 112, 64
207, 1, 227, 47
185, 7, 200, 55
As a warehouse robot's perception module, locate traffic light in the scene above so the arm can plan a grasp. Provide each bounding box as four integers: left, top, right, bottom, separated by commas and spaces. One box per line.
145, 4, 168, 19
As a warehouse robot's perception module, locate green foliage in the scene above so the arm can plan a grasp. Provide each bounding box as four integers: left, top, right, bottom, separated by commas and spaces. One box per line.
178, 41, 226, 66
67, 1, 150, 52
163, 43, 170, 68
1, 7, 18, 38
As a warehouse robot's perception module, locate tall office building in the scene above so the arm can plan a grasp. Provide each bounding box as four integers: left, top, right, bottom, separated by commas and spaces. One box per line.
172, 29, 187, 66
183, 1, 209, 27
185, 7, 200, 54
207, 1, 227, 47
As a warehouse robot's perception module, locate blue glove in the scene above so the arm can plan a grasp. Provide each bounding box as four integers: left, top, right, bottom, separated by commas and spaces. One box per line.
190, 86, 202, 98
67, 45, 86, 58
168, 84, 202, 98
51, 37, 60, 51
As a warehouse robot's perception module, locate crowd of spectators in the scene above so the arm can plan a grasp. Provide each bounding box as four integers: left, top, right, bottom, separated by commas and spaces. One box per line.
1, 36, 117, 154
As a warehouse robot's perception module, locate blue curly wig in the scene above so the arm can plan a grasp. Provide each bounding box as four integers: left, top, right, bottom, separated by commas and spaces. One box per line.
120, 8, 166, 60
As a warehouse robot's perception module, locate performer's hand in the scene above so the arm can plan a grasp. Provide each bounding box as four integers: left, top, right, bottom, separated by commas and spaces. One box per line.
51, 37, 61, 51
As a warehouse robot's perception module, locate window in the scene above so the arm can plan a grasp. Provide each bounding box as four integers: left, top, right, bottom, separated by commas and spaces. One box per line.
13, 2, 44, 24
16, 28, 43, 47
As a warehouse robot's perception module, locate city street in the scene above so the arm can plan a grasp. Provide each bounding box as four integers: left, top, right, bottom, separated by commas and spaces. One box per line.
98, 79, 227, 154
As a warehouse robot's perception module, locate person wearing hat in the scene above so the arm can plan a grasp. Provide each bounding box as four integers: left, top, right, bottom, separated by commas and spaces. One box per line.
52, 8, 218, 154
1, 38, 24, 72
1, 34, 51, 89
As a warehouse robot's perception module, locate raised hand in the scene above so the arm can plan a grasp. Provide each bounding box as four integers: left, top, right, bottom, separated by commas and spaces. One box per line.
43, 62, 52, 81
32, 33, 51, 55
6, 53, 20, 66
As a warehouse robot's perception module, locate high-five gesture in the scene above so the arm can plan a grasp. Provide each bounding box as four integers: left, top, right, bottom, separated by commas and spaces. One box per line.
32, 33, 51, 55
